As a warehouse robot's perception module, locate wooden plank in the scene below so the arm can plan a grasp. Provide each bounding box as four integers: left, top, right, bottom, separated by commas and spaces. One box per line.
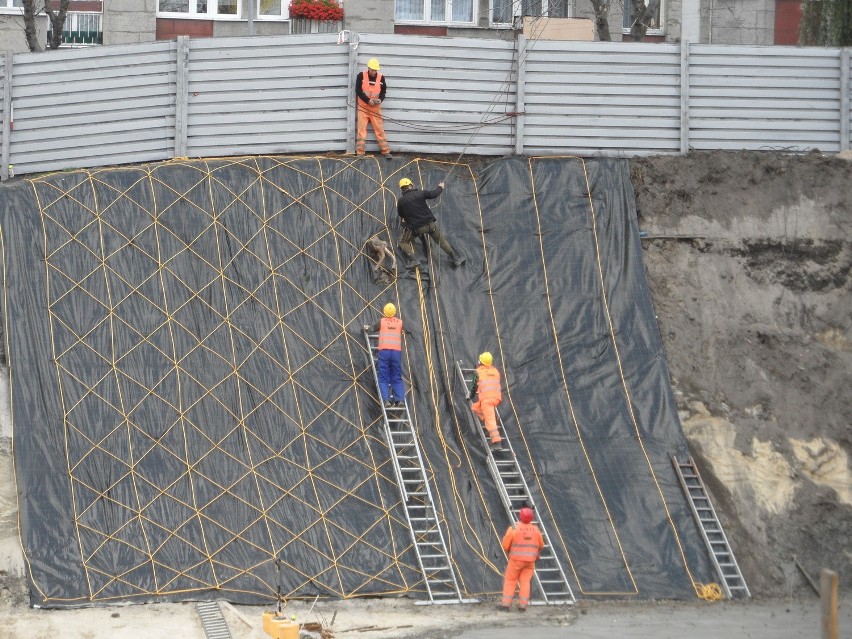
1, 52, 10, 181
820, 569, 838, 639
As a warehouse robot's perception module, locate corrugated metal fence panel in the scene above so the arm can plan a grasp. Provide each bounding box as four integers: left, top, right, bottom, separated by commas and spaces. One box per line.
523, 42, 682, 156
689, 45, 842, 152
10, 42, 176, 174
187, 35, 349, 157
357, 35, 517, 156
0, 56, 5, 161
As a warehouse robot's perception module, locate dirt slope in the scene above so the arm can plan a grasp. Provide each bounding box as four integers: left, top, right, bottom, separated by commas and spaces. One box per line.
632, 150, 852, 596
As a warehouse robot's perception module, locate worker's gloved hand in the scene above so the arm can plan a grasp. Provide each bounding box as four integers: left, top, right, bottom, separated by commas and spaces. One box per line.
363, 325, 370, 332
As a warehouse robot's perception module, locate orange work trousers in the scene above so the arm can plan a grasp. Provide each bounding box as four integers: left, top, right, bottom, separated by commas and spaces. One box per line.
472, 397, 502, 443
501, 558, 535, 609
356, 102, 390, 155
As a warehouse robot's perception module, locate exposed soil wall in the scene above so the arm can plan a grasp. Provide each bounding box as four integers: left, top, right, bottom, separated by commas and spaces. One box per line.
632, 150, 852, 596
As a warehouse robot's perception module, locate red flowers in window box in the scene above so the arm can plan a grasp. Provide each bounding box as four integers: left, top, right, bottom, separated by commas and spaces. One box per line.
288, 0, 344, 21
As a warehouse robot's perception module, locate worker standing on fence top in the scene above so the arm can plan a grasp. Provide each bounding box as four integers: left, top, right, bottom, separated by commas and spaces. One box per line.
364, 303, 405, 407
355, 58, 393, 159
397, 178, 465, 270
467, 351, 503, 449
499, 506, 543, 612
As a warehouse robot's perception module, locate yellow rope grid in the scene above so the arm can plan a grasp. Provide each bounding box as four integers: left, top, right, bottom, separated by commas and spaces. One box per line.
24, 155, 445, 603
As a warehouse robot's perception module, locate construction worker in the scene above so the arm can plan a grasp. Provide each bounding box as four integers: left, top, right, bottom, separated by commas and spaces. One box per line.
397, 178, 465, 270
467, 351, 502, 449
354, 58, 392, 159
364, 303, 405, 407
499, 506, 543, 612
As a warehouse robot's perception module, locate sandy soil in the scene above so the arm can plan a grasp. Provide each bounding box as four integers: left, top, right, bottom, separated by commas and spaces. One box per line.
0, 150, 849, 636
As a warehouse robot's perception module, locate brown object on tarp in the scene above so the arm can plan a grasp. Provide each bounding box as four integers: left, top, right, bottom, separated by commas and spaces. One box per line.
522, 17, 596, 40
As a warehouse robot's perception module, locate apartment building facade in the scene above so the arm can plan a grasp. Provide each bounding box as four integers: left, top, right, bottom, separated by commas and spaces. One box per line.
0, 0, 804, 53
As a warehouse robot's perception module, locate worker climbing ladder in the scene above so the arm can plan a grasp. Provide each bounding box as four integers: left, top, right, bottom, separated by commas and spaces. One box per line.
672, 455, 750, 599
362, 329, 472, 604
455, 361, 576, 605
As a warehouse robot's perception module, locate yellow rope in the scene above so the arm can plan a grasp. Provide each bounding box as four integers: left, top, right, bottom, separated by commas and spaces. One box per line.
694, 582, 724, 601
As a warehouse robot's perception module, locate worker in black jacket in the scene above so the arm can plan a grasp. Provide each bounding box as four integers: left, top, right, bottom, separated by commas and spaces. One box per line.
396, 178, 465, 270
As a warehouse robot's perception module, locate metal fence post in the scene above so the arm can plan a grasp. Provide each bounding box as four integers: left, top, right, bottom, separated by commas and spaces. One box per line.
840, 48, 849, 152
1, 51, 12, 181
346, 33, 357, 155
514, 35, 526, 156
680, 41, 690, 155
174, 36, 189, 159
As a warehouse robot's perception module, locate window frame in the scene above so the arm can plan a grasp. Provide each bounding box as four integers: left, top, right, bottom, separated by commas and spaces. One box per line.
256, 0, 289, 20
490, 0, 572, 28
0, 0, 24, 14
395, 0, 476, 27
622, 0, 665, 37
156, 0, 243, 20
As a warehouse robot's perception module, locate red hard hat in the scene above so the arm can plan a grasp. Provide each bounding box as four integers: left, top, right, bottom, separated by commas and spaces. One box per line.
519, 507, 534, 524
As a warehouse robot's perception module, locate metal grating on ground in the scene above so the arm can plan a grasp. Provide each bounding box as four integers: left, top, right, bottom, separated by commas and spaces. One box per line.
197, 601, 233, 639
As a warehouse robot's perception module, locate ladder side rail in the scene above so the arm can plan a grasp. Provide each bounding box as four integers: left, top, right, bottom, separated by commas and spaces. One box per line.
396, 395, 466, 601
364, 330, 438, 602
456, 361, 547, 600
455, 361, 575, 604
672, 455, 741, 599
684, 457, 751, 598
364, 330, 408, 502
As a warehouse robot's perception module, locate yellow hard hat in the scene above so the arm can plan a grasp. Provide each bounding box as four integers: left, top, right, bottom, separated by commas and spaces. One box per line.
479, 352, 493, 366
367, 58, 380, 71
383, 302, 396, 318
399, 177, 413, 189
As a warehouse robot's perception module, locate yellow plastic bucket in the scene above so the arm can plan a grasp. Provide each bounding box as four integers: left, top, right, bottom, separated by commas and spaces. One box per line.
270, 617, 299, 639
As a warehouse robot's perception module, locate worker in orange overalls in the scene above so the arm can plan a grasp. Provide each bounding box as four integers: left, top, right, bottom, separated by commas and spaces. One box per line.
354, 58, 392, 159
365, 303, 405, 407
467, 351, 503, 450
499, 506, 543, 612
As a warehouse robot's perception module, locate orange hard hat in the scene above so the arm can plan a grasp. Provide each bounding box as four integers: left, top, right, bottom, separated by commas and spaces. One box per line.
519, 507, 534, 524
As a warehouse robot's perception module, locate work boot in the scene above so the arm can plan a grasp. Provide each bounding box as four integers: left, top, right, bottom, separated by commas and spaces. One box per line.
490, 440, 505, 451
497, 605, 511, 612
451, 254, 466, 267
383, 153, 394, 160
518, 607, 527, 613
384, 401, 394, 408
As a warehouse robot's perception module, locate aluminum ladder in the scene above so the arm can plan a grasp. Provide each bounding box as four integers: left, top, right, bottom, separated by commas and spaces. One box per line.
196, 601, 233, 639
363, 329, 472, 604
456, 361, 575, 605
672, 455, 750, 599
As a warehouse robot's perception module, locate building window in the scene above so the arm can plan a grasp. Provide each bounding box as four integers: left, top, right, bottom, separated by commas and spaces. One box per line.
0, 0, 24, 11
396, 0, 474, 24
491, 0, 571, 26
622, 0, 664, 35
157, 0, 241, 18
258, 0, 288, 19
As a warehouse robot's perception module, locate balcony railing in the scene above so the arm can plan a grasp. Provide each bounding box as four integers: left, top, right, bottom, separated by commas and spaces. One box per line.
47, 11, 103, 46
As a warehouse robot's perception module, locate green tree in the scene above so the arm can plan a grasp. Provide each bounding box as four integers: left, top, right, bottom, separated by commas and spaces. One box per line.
800, 0, 852, 46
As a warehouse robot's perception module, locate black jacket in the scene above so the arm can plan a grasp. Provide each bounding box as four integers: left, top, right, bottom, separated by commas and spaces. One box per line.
397, 186, 443, 229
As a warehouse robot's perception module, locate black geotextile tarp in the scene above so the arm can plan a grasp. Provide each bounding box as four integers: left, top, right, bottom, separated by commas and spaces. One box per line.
0, 155, 715, 607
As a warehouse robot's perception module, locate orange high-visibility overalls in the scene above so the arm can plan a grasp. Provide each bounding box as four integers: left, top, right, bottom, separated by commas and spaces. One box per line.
501, 522, 543, 609
356, 72, 390, 156
472, 364, 502, 444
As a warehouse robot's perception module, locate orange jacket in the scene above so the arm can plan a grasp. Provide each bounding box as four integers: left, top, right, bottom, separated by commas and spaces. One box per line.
502, 522, 543, 562
475, 364, 502, 402
378, 317, 402, 351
